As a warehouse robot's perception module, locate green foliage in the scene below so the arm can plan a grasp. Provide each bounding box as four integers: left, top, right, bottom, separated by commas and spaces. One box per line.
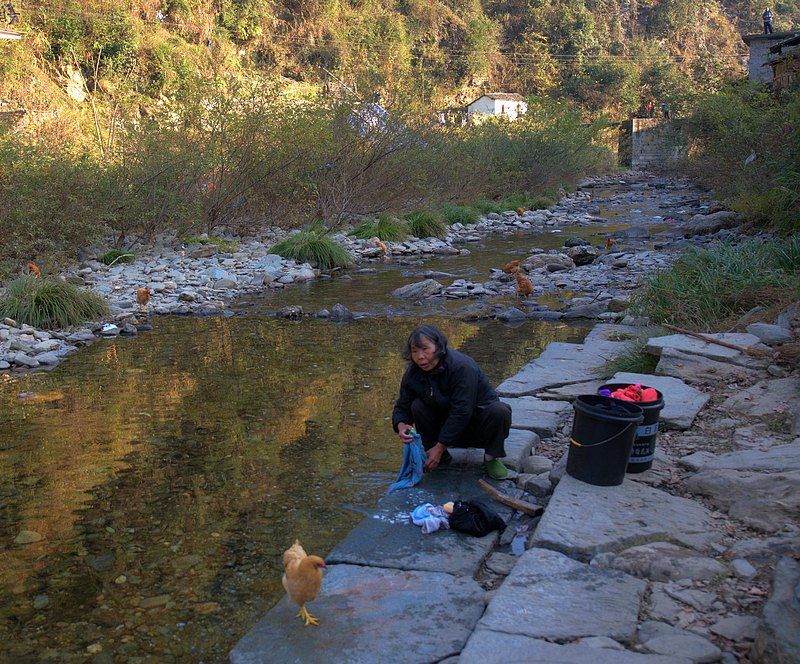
632, 237, 800, 330
686, 83, 800, 231
405, 210, 447, 239
0, 276, 110, 329
351, 214, 409, 241
99, 249, 134, 265
601, 337, 660, 378
270, 230, 353, 270
442, 204, 480, 225
471, 199, 503, 214
501, 193, 554, 211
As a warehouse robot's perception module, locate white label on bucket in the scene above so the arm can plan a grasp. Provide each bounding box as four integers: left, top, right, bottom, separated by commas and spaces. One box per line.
638, 423, 658, 436
630, 453, 655, 463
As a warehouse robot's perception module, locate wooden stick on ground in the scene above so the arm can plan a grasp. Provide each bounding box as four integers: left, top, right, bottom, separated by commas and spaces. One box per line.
478, 479, 544, 517
661, 323, 774, 358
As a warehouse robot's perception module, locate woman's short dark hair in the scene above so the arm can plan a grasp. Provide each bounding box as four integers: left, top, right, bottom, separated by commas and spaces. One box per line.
403, 324, 448, 361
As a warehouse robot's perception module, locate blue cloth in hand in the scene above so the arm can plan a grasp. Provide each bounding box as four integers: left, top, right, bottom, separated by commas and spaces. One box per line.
387, 432, 426, 493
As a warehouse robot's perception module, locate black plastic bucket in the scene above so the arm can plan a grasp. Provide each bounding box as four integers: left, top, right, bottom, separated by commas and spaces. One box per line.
599, 383, 665, 473
566, 395, 644, 487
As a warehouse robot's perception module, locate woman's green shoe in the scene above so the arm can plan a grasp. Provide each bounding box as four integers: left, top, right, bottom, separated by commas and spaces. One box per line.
483, 458, 508, 480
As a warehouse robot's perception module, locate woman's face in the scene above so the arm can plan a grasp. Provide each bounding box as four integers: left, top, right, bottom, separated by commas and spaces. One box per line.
410, 336, 439, 372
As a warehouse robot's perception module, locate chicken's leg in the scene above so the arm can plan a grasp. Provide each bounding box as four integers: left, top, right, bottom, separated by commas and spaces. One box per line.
298, 605, 319, 626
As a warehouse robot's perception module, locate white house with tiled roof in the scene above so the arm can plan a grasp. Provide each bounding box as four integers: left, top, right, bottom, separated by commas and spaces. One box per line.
467, 93, 527, 121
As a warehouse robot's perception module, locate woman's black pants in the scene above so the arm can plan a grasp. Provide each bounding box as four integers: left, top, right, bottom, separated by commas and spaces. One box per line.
410, 398, 512, 458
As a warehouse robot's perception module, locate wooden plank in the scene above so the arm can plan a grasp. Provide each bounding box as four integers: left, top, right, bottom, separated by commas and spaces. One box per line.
478, 479, 544, 517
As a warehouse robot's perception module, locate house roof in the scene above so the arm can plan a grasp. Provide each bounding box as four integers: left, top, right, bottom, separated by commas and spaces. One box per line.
468, 92, 526, 105
769, 33, 800, 53
742, 31, 797, 45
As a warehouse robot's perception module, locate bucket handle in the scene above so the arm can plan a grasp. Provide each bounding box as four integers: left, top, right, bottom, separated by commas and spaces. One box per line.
570, 421, 637, 448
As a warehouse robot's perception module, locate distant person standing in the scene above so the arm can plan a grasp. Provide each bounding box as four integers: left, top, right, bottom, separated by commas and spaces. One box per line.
661, 102, 670, 120
763, 7, 774, 34
645, 100, 654, 118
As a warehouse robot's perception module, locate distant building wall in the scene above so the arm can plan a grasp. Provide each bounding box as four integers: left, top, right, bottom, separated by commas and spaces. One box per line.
742, 32, 797, 84
620, 119, 687, 171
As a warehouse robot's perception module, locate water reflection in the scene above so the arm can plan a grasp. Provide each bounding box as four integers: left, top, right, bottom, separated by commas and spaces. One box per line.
0, 315, 587, 663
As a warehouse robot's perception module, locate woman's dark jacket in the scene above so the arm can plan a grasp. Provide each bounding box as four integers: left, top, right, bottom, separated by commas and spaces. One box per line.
391, 348, 500, 446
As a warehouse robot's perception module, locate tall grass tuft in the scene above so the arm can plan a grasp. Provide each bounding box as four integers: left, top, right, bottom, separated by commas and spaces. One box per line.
501, 193, 555, 211
351, 214, 409, 241
442, 205, 481, 226
270, 230, 353, 270
405, 211, 447, 239
0, 276, 110, 329
600, 336, 660, 378
471, 199, 504, 214
632, 236, 800, 330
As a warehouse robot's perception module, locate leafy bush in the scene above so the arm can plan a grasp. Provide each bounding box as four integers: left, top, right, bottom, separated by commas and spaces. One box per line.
0, 276, 110, 329
442, 204, 480, 225
632, 236, 800, 330
270, 230, 353, 270
99, 249, 134, 265
471, 199, 503, 214
405, 210, 447, 239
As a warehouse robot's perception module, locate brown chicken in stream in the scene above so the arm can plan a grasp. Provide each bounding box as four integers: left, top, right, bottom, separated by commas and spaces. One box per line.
515, 271, 534, 298
282, 540, 327, 626
501, 259, 521, 274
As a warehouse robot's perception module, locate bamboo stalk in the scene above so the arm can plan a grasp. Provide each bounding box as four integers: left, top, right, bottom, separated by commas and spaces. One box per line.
478, 479, 544, 517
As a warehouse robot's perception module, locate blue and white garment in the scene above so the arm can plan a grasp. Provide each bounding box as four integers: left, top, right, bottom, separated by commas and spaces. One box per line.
411, 503, 450, 534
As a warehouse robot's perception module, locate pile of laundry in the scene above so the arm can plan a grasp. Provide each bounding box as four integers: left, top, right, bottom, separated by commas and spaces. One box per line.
599, 383, 659, 402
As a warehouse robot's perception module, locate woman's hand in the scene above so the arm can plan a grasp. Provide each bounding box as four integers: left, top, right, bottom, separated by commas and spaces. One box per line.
424, 443, 447, 472
397, 423, 414, 444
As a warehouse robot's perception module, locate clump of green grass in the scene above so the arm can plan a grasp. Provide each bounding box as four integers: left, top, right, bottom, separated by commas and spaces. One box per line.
442, 204, 480, 225
270, 230, 353, 269
182, 234, 240, 252
99, 249, 135, 265
632, 235, 800, 330
351, 214, 409, 241
600, 337, 659, 378
0, 276, 110, 329
405, 210, 447, 239
471, 199, 503, 214
501, 193, 555, 211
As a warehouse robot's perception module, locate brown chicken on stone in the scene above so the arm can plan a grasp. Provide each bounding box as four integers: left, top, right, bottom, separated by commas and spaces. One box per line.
282, 540, 327, 626
515, 272, 534, 299
501, 259, 521, 274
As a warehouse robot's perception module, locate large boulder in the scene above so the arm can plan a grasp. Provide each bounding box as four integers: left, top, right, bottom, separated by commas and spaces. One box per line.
522, 252, 575, 273
679, 210, 738, 236
751, 556, 800, 664
391, 279, 443, 300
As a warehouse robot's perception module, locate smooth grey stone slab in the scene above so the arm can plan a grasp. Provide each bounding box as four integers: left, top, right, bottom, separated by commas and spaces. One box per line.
230, 564, 484, 664
459, 632, 692, 664
475, 548, 646, 642
327, 465, 514, 575
531, 475, 720, 561
645, 333, 764, 365
721, 377, 800, 421
753, 556, 800, 664
610, 372, 709, 429
502, 396, 572, 438
656, 347, 763, 384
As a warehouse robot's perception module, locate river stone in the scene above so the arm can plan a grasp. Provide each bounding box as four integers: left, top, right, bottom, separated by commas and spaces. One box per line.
710, 615, 760, 641
746, 322, 793, 345
391, 279, 443, 300
496, 324, 632, 396
328, 303, 353, 321
645, 333, 764, 365
680, 210, 738, 235
500, 428, 539, 470
684, 470, 800, 532
230, 565, 484, 664
752, 556, 800, 664
460, 632, 691, 664
521, 455, 553, 475
720, 377, 800, 423
66, 329, 97, 344
12, 352, 39, 368
502, 396, 572, 438
601, 542, 727, 582
531, 475, 720, 561
655, 347, 763, 384
609, 372, 709, 429
14, 530, 43, 544
473, 548, 645, 642
642, 634, 721, 663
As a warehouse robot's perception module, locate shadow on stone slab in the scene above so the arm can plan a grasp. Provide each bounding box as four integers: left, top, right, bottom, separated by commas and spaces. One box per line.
328, 465, 515, 575
502, 396, 572, 438
459, 630, 692, 664
230, 565, 484, 664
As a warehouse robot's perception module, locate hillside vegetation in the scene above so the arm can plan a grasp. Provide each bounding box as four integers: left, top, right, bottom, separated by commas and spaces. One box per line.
1, 0, 798, 271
